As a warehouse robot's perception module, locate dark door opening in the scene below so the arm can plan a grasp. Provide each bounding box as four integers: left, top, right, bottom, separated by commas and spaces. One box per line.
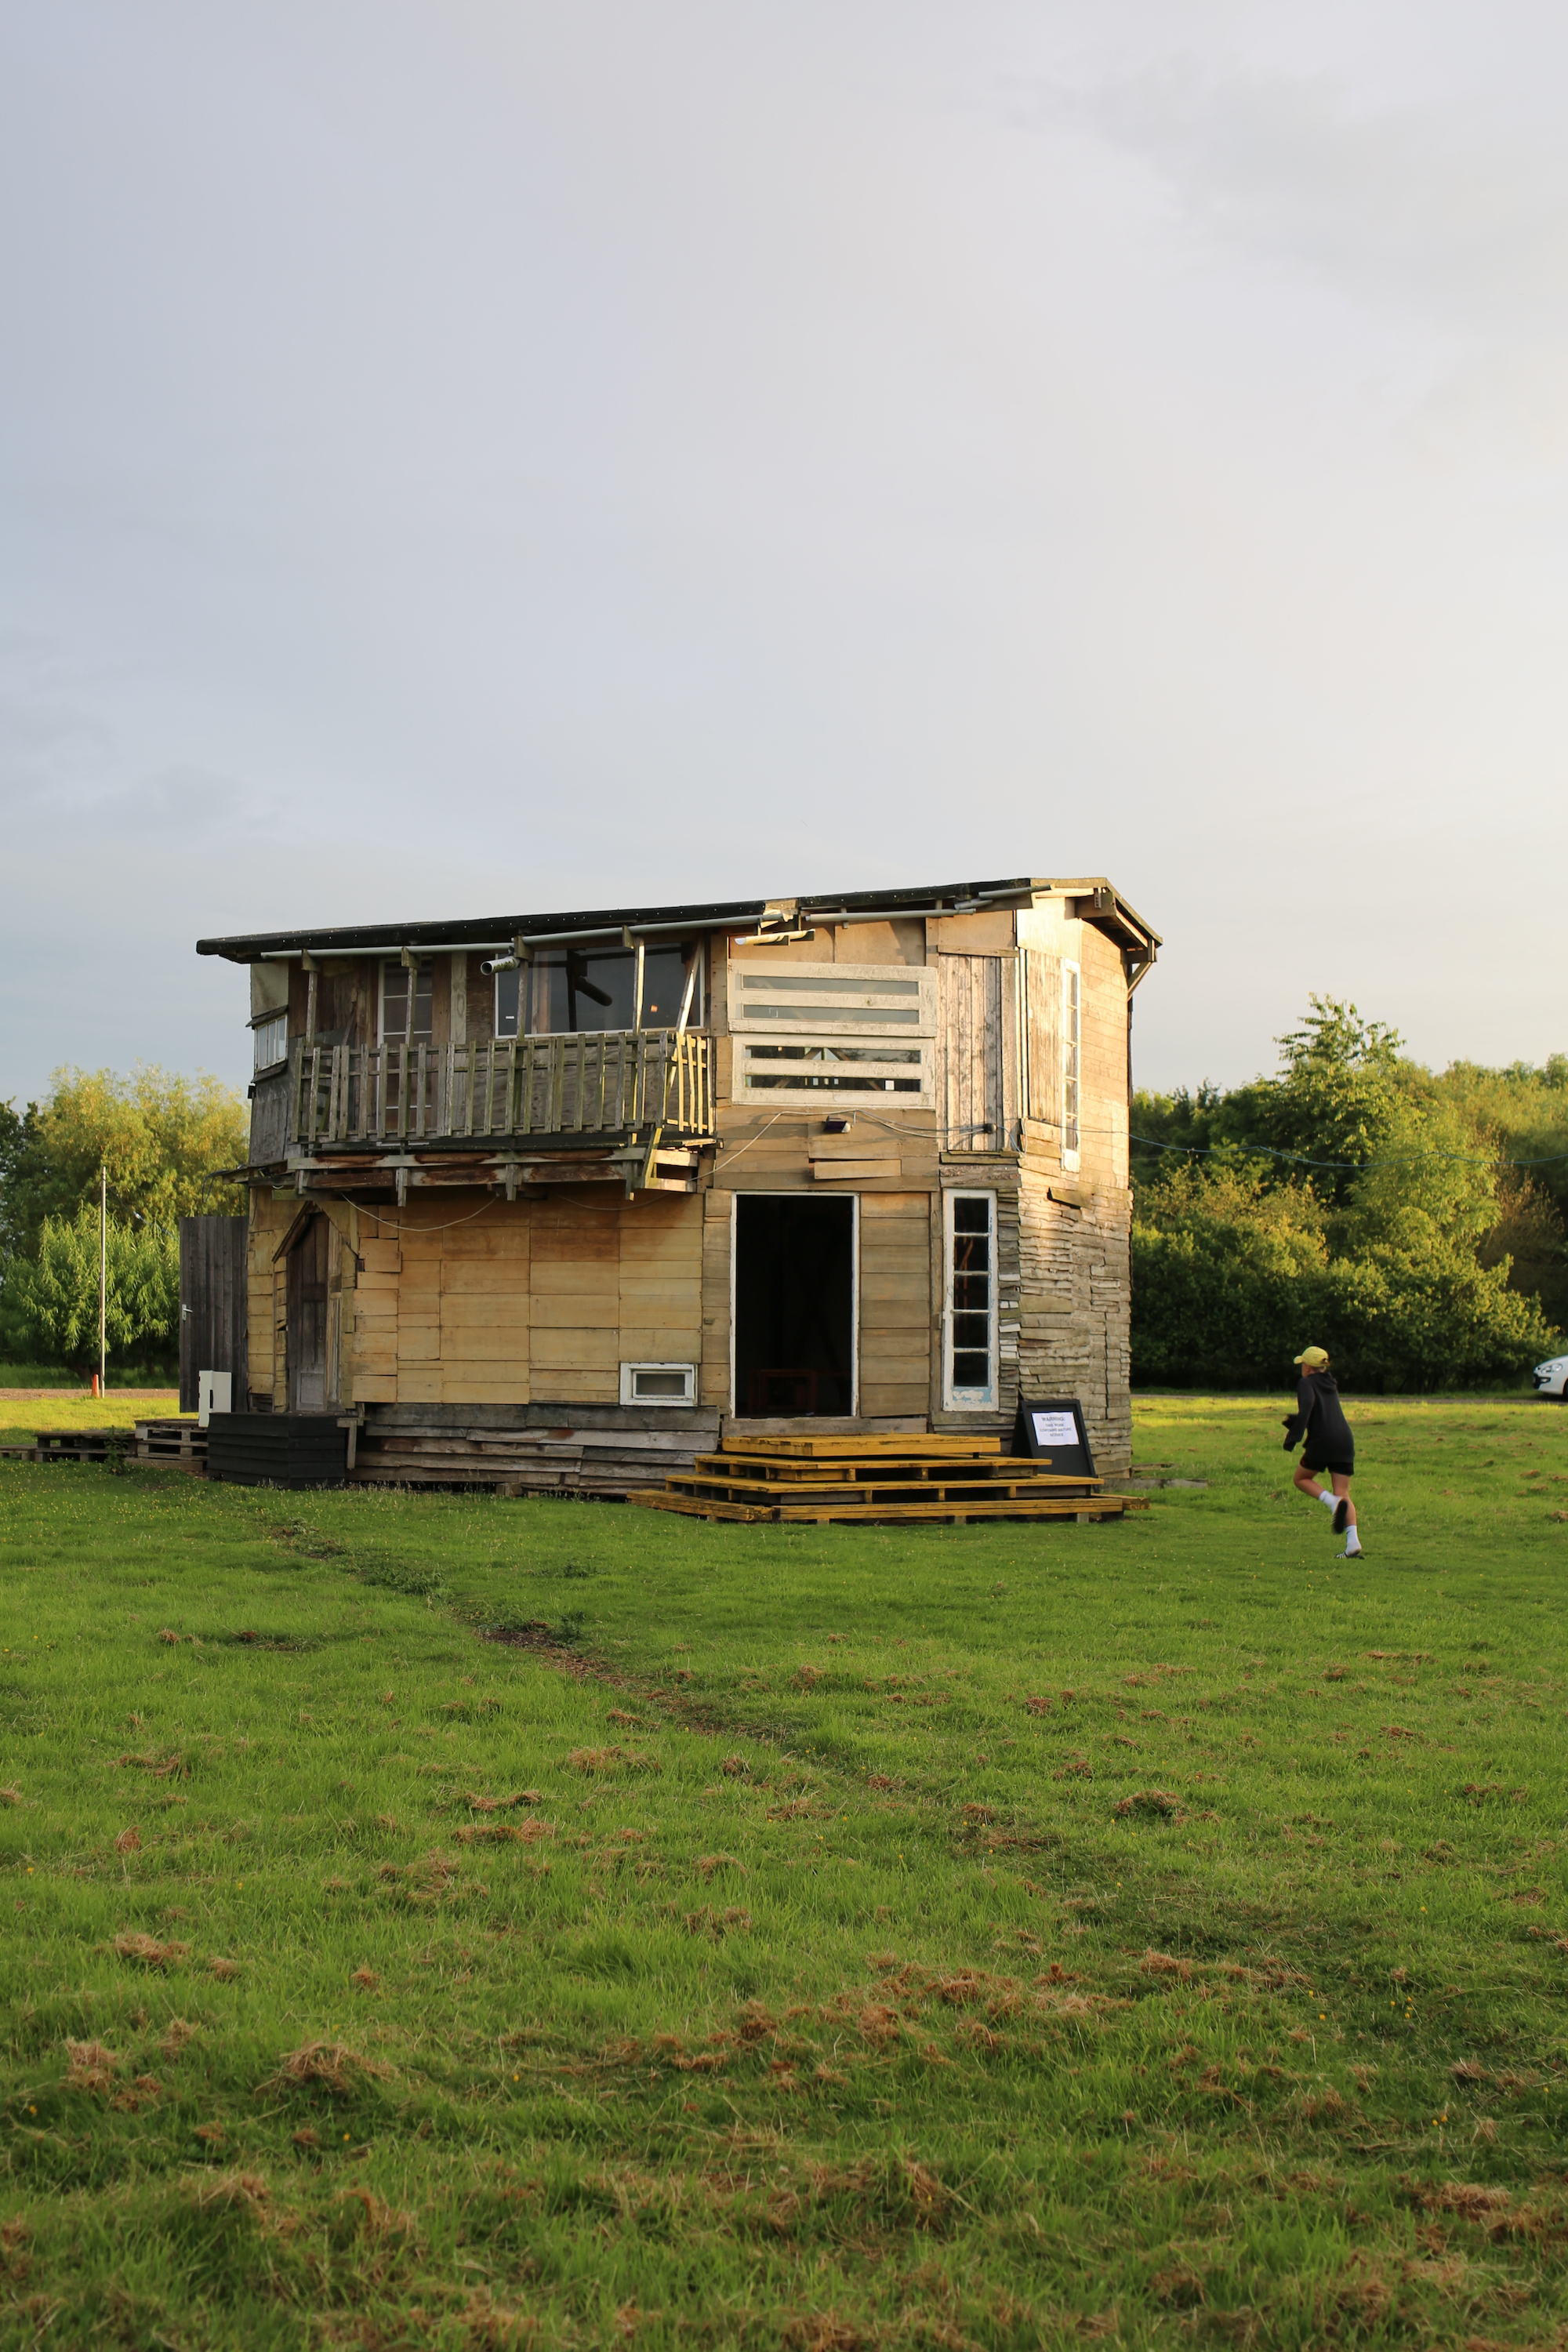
286, 1214, 330, 1412
734, 1195, 855, 1417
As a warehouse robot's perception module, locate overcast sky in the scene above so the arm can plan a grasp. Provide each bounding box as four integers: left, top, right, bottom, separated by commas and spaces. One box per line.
3, 0, 1566, 1105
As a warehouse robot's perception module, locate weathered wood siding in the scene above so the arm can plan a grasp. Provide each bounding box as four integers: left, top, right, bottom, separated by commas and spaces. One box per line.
938, 953, 1019, 1152
178, 1216, 249, 1413
857, 1192, 931, 1419
1013, 902, 1134, 1471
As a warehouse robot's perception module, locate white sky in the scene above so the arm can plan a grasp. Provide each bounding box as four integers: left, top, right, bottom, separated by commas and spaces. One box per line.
2, 0, 1566, 1105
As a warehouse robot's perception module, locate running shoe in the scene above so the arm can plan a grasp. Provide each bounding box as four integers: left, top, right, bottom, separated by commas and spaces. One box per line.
1332, 1498, 1351, 1534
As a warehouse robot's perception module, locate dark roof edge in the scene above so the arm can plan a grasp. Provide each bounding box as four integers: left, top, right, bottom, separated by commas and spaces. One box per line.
195, 875, 1160, 962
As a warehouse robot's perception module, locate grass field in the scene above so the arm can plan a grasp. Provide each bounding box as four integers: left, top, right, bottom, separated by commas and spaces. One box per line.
2, 1392, 1566, 2349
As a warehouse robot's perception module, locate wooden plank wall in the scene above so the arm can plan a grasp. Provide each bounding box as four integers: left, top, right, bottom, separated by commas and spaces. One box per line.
339, 1189, 703, 1409
858, 1192, 932, 1418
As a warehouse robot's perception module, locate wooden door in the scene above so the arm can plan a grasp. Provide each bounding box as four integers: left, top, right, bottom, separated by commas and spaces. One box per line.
286, 1214, 331, 1412
178, 1215, 249, 1414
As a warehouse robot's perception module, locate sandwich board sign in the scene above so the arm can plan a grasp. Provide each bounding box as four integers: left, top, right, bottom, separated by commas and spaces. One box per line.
1011, 1396, 1094, 1478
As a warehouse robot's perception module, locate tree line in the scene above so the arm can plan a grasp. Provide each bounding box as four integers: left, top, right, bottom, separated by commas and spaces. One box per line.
1132, 1000, 1566, 1389
4, 1015, 1563, 1389
0, 1069, 248, 1373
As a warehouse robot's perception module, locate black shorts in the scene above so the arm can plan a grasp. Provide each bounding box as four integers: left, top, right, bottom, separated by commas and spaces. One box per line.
1303, 1454, 1353, 1479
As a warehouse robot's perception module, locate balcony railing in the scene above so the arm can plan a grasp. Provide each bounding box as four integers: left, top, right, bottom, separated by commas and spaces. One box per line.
279, 1030, 713, 1152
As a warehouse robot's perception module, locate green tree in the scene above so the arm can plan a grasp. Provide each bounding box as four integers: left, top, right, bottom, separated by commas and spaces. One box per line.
0, 1207, 179, 1371
1132, 999, 1562, 1389
0, 1066, 247, 1259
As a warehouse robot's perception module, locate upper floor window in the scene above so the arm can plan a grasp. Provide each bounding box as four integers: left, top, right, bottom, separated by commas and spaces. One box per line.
381, 957, 434, 1046
495, 942, 700, 1039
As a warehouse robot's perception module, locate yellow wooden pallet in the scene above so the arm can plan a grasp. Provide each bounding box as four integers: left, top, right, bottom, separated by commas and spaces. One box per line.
629, 1489, 1145, 1526
722, 1432, 1004, 1460
670, 1470, 1104, 1506
691, 1451, 1057, 1486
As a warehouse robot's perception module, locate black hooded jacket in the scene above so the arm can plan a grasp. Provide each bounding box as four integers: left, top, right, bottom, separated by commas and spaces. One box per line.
1283, 1368, 1354, 1461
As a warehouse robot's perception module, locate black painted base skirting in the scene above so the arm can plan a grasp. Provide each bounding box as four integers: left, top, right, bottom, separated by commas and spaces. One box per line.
206, 1413, 348, 1489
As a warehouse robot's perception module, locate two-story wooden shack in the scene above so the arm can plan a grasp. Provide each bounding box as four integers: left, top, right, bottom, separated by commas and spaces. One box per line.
196, 875, 1158, 1490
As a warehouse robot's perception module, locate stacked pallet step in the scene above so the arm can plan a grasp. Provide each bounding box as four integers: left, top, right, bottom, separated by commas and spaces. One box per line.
629, 1432, 1149, 1525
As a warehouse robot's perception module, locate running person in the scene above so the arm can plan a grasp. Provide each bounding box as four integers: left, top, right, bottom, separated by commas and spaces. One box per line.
1282, 1345, 1362, 1557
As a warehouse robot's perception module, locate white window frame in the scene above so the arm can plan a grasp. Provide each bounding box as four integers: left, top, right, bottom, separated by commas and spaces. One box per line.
943, 1189, 998, 1411
1062, 960, 1081, 1171
250, 1011, 289, 1073
619, 1361, 697, 1406
727, 958, 936, 1035
379, 956, 434, 1047
729, 1190, 859, 1418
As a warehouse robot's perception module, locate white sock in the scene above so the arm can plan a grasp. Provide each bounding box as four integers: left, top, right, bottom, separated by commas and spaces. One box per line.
1319, 1490, 1336, 1512
1344, 1528, 1362, 1555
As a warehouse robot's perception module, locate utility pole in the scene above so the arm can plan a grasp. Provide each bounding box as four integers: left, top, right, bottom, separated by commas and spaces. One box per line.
99, 1165, 107, 1398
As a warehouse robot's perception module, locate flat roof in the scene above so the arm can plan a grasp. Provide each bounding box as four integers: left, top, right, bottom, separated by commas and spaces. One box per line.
197, 875, 1160, 962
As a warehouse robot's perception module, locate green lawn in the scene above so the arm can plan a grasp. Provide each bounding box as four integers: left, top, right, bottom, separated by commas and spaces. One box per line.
2, 1392, 1566, 2348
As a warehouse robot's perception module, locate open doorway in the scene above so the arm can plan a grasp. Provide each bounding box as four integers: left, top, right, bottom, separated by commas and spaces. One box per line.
285, 1213, 331, 1412
733, 1194, 855, 1417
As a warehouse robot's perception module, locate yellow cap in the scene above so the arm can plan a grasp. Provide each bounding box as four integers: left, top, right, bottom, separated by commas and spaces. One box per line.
1294, 1345, 1329, 1369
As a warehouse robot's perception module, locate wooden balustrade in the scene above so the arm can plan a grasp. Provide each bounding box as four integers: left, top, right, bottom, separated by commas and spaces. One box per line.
289, 1029, 713, 1149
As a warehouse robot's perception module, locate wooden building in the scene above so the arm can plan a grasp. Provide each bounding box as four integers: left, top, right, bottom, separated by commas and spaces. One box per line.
196, 876, 1159, 1487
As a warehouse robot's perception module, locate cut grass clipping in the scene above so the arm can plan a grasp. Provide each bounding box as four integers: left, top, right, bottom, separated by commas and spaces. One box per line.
0, 1390, 1566, 2347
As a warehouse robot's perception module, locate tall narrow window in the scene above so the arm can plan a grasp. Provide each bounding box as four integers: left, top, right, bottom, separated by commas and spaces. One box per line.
945, 1191, 996, 1410
1062, 960, 1081, 1167
380, 959, 434, 1044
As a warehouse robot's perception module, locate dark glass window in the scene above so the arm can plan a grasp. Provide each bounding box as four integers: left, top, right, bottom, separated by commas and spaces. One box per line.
495, 944, 699, 1038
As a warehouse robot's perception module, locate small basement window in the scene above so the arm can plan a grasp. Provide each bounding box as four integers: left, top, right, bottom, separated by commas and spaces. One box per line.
252, 1011, 289, 1071
620, 1362, 697, 1406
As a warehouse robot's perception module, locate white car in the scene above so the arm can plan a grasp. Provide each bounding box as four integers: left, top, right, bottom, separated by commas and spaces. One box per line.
1534, 1353, 1568, 1400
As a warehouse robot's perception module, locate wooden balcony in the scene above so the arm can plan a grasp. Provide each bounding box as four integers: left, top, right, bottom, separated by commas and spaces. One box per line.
250, 1030, 713, 1167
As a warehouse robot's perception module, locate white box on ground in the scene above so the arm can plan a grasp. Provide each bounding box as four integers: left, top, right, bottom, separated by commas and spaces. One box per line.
198, 1370, 232, 1428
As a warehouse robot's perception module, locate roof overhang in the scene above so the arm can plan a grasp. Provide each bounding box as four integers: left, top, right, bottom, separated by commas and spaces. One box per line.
196, 876, 1160, 967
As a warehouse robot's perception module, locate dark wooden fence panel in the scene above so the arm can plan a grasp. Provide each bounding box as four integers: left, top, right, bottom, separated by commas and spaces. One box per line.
179, 1216, 250, 1414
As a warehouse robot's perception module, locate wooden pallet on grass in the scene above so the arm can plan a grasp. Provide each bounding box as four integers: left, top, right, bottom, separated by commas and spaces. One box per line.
628, 1430, 1149, 1526
631, 1487, 1144, 1526
134, 1418, 207, 1474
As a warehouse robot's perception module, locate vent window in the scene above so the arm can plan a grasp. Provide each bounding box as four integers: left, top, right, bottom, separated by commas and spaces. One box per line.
620, 1361, 697, 1406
